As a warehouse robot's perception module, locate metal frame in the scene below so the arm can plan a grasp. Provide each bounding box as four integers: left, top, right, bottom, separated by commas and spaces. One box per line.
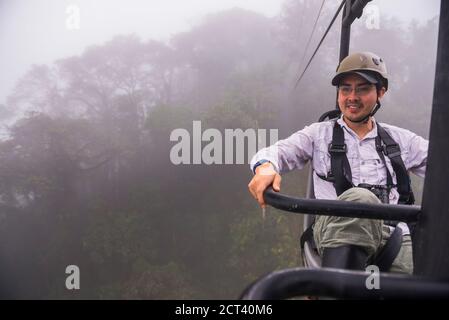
241, 268, 449, 300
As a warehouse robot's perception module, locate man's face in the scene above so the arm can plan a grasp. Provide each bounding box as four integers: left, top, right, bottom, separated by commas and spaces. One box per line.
337, 73, 385, 123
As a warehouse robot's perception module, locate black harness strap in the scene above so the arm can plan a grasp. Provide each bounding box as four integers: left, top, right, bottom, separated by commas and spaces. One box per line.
300, 224, 316, 250
376, 123, 415, 205
329, 121, 353, 196
371, 225, 403, 272
375, 135, 394, 188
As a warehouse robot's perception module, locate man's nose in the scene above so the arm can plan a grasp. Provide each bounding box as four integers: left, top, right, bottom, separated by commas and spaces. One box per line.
347, 89, 359, 101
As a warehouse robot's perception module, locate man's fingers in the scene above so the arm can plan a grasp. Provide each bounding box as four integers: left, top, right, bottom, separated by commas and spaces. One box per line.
272, 174, 282, 192
248, 173, 277, 208
252, 184, 266, 208
249, 183, 264, 207
256, 191, 265, 208
248, 182, 258, 200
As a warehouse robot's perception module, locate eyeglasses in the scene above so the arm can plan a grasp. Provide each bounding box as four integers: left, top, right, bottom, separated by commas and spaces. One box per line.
338, 84, 375, 97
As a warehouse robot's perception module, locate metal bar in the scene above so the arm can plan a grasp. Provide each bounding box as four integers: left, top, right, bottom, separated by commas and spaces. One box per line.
336, 0, 352, 109
336, 0, 372, 108
240, 268, 449, 300
342, 0, 372, 26
413, 0, 449, 278
339, 0, 353, 62
264, 188, 421, 222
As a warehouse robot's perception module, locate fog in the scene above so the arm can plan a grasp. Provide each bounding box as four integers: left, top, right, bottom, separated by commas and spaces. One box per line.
0, 0, 441, 299
0, 0, 283, 104
0, 0, 439, 104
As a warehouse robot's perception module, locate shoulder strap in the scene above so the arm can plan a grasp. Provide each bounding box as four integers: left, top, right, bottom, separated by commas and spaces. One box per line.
329, 121, 353, 196
375, 135, 394, 187
376, 123, 415, 205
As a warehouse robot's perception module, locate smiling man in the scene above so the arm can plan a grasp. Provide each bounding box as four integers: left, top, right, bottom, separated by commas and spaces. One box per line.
248, 52, 428, 273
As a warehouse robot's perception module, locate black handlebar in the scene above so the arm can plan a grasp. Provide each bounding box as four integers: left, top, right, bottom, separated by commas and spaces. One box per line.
240, 267, 449, 300
263, 187, 421, 222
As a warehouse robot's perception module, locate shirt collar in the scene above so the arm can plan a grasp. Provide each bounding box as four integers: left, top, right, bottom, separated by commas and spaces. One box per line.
337, 114, 378, 140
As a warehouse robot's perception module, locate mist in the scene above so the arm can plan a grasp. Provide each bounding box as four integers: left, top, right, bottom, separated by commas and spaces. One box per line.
0, 0, 440, 299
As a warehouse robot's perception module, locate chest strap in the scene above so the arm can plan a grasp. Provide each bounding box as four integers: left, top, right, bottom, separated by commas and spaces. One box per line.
376, 124, 415, 205
328, 121, 353, 196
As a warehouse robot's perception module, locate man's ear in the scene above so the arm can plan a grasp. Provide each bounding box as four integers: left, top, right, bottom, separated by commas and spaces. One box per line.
377, 87, 386, 99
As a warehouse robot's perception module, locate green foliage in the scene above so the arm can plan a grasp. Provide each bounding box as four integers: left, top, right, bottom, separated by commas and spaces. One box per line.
101, 262, 199, 299
229, 212, 299, 283
146, 104, 195, 135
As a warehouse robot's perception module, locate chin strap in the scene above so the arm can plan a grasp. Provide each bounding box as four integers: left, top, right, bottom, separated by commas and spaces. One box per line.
348, 99, 382, 124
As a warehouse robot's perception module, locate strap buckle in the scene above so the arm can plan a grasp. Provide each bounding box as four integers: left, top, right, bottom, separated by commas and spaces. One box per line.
382, 144, 401, 158
328, 143, 347, 153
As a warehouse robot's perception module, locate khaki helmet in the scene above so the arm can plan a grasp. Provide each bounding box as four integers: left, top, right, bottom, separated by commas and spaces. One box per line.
331, 52, 388, 90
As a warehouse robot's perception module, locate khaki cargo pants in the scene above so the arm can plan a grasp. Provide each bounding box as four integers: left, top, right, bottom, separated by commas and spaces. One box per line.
313, 187, 413, 274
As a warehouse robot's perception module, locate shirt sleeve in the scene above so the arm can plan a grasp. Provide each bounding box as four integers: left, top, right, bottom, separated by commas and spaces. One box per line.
250, 124, 316, 174
406, 134, 428, 178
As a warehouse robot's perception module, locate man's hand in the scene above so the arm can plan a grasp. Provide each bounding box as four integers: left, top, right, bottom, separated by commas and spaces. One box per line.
248, 162, 282, 208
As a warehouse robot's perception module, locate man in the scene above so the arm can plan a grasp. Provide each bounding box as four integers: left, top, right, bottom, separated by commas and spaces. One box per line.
248, 52, 428, 273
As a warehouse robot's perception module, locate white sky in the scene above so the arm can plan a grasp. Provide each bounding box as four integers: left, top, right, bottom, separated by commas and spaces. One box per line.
0, 0, 440, 105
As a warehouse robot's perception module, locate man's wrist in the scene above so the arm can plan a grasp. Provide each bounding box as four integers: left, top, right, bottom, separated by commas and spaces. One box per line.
254, 160, 276, 175
253, 159, 270, 173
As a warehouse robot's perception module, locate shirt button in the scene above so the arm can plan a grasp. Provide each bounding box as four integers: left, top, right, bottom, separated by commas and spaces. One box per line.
361, 161, 365, 165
